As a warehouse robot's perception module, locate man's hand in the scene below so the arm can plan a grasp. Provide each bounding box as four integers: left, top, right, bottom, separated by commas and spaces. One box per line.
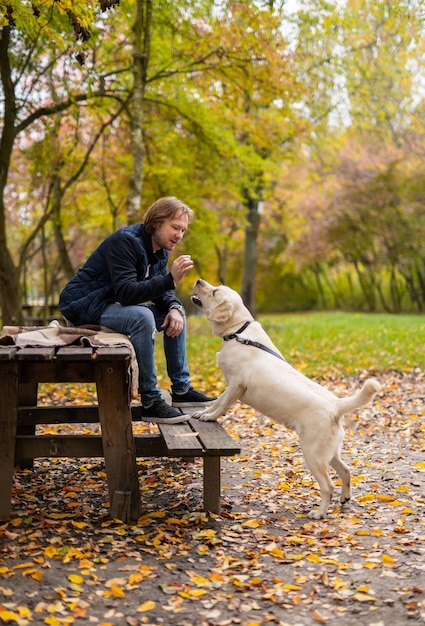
170, 255, 193, 283
162, 308, 184, 337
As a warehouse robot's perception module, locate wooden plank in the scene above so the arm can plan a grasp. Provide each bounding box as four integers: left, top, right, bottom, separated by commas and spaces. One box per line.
131, 404, 143, 420
18, 405, 100, 425
0, 346, 18, 360
15, 433, 167, 459
95, 346, 132, 360
0, 360, 19, 519
18, 400, 153, 424
95, 358, 141, 523
55, 347, 94, 360
188, 419, 240, 456
15, 435, 104, 458
16, 347, 56, 360
19, 361, 96, 384
158, 422, 204, 455
134, 434, 168, 457
17, 403, 152, 425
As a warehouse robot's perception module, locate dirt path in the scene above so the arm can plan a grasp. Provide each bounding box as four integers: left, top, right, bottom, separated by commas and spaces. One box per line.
1, 371, 424, 625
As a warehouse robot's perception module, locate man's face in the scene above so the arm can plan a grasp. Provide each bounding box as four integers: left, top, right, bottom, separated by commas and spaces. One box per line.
151, 211, 189, 252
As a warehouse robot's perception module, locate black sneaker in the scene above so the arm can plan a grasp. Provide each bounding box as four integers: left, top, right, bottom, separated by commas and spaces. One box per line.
172, 386, 216, 408
141, 398, 189, 424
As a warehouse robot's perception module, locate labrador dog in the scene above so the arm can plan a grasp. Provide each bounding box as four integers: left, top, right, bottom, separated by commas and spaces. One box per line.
191, 279, 381, 519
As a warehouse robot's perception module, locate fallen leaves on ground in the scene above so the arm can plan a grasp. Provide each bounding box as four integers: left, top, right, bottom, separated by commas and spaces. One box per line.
0, 370, 424, 626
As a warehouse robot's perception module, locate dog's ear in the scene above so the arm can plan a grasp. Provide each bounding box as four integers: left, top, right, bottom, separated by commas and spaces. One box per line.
207, 299, 233, 323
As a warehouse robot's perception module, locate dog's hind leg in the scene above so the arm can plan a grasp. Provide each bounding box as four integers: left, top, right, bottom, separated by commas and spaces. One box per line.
299, 437, 335, 519
304, 461, 335, 519
330, 453, 351, 505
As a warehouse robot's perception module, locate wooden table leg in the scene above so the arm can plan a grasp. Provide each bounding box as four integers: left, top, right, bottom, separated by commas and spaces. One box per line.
95, 359, 141, 523
0, 361, 19, 519
203, 456, 221, 514
15, 381, 38, 469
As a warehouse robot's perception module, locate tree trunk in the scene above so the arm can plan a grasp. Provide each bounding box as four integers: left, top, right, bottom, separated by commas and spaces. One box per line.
241, 195, 261, 317
126, 0, 152, 224
52, 176, 76, 282
0, 25, 23, 324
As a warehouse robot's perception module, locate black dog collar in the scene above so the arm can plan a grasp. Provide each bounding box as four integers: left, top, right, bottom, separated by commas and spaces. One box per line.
222, 321, 251, 341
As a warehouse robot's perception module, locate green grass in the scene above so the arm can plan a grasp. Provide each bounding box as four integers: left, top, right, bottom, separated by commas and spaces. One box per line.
170, 312, 425, 384
259, 311, 425, 377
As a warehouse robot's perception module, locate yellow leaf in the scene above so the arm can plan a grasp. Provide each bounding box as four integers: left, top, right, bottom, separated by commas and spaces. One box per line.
18, 606, 32, 618
44, 545, 57, 558
22, 568, 42, 581
313, 609, 328, 623
68, 574, 84, 584
414, 462, 425, 470
269, 547, 284, 559
357, 494, 375, 502
128, 573, 144, 585
13, 562, 34, 570
190, 575, 210, 585
376, 495, 395, 502
382, 554, 395, 565
353, 592, 378, 602
242, 519, 262, 528
195, 529, 216, 538
137, 600, 156, 612
332, 578, 348, 590
364, 561, 381, 569
104, 584, 126, 598
187, 589, 208, 597
306, 554, 322, 563
0, 610, 18, 623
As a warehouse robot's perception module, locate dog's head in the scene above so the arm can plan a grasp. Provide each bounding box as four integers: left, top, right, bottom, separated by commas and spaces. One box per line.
192, 279, 253, 336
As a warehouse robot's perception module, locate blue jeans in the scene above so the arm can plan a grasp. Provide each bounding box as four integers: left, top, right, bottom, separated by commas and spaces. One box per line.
99, 302, 191, 406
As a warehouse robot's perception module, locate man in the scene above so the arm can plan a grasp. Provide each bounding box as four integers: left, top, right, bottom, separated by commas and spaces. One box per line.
58, 196, 215, 424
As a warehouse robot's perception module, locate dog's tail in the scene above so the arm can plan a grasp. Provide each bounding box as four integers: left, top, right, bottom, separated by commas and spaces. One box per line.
336, 378, 381, 418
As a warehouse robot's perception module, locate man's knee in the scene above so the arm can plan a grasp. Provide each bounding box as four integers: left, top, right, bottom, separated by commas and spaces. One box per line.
129, 305, 156, 333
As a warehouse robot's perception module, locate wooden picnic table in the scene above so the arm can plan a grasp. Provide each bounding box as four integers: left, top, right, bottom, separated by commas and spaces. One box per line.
0, 342, 240, 522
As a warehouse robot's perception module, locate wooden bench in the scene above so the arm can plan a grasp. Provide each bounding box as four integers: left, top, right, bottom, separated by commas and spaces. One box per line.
0, 344, 240, 524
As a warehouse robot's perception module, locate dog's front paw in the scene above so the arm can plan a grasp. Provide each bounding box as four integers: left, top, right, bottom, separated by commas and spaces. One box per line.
199, 413, 218, 422
192, 410, 217, 422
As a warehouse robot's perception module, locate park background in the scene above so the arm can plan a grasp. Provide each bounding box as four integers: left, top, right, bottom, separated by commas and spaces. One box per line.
1, 0, 425, 326
1, 4, 425, 625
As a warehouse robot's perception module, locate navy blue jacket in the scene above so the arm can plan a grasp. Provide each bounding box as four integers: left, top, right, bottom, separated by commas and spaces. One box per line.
58, 223, 181, 326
